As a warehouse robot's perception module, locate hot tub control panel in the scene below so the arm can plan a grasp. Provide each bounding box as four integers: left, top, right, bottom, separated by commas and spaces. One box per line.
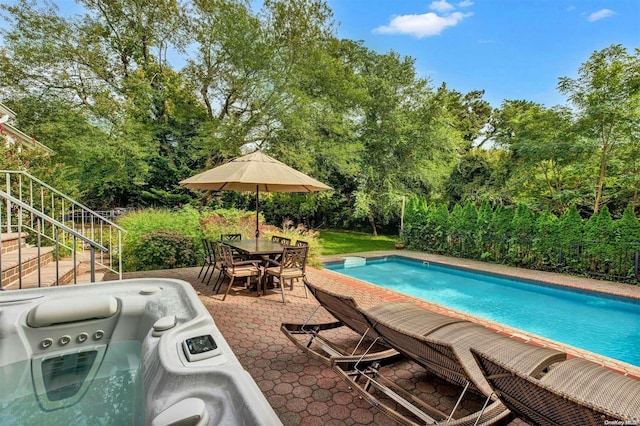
182, 335, 222, 362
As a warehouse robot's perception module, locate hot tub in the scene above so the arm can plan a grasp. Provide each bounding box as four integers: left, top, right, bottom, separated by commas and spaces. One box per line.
0, 278, 282, 425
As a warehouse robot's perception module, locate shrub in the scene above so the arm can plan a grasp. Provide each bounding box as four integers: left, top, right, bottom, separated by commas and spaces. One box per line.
118, 206, 203, 271
126, 230, 197, 271
199, 209, 261, 240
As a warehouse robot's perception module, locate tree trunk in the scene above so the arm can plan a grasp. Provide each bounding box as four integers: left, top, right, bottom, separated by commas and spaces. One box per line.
367, 210, 378, 236
594, 143, 611, 214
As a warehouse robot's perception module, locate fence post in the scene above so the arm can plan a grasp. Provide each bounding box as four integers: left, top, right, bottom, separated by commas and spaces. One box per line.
557, 249, 563, 272
5, 173, 11, 233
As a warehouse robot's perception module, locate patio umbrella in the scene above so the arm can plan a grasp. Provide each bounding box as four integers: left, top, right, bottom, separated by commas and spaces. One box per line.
179, 150, 332, 237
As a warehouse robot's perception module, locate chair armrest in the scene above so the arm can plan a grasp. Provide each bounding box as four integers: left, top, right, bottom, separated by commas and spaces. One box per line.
232, 259, 260, 266
263, 258, 281, 267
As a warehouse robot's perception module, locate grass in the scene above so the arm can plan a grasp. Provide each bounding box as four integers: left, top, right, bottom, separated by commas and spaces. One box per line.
319, 230, 397, 255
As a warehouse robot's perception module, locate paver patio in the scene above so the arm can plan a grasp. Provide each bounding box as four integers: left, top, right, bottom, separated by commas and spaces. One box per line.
104, 250, 640, 425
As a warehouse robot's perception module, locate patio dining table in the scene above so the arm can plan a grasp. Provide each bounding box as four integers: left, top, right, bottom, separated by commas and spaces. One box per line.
224, 238, 286, 258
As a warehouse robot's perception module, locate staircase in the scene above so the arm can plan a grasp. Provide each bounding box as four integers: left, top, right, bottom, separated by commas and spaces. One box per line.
0, 170, 124, 291
1, 232, 79, 289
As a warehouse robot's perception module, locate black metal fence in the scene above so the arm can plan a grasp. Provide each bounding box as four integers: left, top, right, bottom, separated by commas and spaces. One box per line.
411, 232, 640, 284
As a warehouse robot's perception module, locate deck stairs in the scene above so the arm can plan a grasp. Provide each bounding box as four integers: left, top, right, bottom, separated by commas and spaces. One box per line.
0, 170, 124, 291
1, 232, 80, 289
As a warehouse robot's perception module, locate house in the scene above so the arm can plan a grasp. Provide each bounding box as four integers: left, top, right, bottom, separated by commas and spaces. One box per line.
0, 102, 54, 154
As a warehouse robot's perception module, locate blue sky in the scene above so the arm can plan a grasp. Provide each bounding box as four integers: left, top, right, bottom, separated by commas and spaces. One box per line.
3, 0, 638, 108
325, 0, 640, 107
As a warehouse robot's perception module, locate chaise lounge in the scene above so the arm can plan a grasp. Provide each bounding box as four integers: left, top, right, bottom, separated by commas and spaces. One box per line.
471, 348, 640, 425
334, 301, 567, 425
281, 279, 466, 367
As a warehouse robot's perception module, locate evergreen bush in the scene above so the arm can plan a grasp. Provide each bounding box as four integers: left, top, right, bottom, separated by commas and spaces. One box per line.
402, 199, 640, 283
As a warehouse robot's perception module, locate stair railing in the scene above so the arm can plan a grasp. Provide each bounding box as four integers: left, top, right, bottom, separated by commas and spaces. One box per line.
0, 190, 107, 289
0, 170, 124, 280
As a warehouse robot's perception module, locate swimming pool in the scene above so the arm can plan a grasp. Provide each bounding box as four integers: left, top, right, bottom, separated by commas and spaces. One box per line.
326, 256, 640, 367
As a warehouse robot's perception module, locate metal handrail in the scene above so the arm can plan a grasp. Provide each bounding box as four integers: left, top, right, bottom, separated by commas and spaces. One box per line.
0, 170, 125, 231
0, 190, 107, 251
1, 170, 124, 279
0, 190, 108, 289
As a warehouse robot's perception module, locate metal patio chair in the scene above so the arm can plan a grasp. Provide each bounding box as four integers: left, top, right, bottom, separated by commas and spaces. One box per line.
219, 244, 261, 301
262, 245, 308, 303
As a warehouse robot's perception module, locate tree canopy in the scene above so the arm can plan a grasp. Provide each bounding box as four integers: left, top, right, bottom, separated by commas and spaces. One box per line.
1, 0, 638, 233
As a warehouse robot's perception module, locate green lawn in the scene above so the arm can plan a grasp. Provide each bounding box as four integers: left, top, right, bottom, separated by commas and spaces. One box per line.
319, 230, 397, 255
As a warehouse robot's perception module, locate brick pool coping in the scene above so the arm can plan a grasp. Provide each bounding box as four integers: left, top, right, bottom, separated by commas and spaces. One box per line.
319, 250, 640, 379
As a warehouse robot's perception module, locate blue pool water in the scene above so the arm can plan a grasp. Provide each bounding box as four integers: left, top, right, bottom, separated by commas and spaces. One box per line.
326, 257, 640, 366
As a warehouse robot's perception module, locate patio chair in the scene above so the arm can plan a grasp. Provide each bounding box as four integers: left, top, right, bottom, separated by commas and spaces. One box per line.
261, 246, 308, 303
197, 239, 215, 283
218, 244, 261, 301
472, 349, 640, 425
294, 240, 308, 247
271, 235, 292, 246
220, 233, 242, 241
208, 241, 226, 291
333, 302, 567, 426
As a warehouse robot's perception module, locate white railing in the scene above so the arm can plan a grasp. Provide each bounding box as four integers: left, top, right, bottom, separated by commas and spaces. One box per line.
0, 170, 124, 281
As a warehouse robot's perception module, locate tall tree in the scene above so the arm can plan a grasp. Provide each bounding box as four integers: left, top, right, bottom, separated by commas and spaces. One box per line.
558, 45, 640, 213
353, 51, 461, 235
491, 100, 586, 214
0, 0, 205, 206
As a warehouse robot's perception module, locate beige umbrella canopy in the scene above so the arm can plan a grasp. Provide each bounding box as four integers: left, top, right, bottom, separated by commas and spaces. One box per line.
179, 150, 332, 236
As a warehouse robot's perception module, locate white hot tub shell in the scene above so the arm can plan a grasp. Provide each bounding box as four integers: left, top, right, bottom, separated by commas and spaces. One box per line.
0, 278, 282, 425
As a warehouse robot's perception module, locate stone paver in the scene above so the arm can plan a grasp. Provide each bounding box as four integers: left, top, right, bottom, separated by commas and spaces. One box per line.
103, 250, 640, 425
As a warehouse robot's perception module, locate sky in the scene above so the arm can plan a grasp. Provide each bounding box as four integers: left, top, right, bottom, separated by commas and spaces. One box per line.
2, 0, 638, 109
325, 0, 640, 107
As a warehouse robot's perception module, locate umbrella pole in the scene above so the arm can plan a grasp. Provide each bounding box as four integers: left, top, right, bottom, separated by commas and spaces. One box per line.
255, 184, 260, 238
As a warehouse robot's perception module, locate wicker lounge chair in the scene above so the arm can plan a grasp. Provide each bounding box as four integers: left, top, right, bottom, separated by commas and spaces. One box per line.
472, 349, 640, 426
333, 302, 567, 425
282, 279, 464, 367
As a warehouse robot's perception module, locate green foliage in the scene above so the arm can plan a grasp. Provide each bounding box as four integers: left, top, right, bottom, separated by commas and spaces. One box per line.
199, 209, 260, 241
532, 210, 560, 267
117, 206, 203, 271
127, 230, 198, 271
1, 0, 639, 236
404, 200, 640, 282
262, 219, 322, 268
558, 206, 584, 247
615, 206, 640, 243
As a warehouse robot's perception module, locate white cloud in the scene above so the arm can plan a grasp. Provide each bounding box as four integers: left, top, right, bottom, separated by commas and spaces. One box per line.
587, 9, 616, 22
374, 11, 472, 38
429, 0, 455, 13
457, 0, 474, 7
567, 5, 576, 12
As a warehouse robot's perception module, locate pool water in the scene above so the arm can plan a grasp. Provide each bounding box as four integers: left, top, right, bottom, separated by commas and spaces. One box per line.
0, 341, 143, 425
326, 257, 640, 366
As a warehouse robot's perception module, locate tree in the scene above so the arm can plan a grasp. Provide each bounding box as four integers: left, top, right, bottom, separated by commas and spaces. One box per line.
558, 45, 640, 213
352, 50, 461, 235
0, 0, 204, 207
533, 210, 560, 267
491, 100, 587, 214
